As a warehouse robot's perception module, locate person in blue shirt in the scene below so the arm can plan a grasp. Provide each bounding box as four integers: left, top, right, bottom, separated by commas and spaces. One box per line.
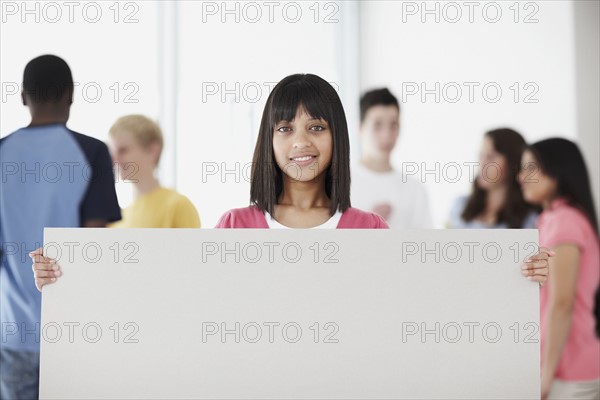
0, 55, 121, 399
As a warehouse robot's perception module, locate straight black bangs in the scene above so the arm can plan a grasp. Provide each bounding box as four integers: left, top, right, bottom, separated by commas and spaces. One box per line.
267, 74, 340, 129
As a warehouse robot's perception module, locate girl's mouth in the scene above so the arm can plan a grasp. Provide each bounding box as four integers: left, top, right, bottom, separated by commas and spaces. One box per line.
289, 155, 317, 166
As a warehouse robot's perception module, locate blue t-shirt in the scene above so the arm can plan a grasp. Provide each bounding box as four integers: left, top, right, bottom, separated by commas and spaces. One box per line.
0, 124, 121, 352
447, 195, 537, 229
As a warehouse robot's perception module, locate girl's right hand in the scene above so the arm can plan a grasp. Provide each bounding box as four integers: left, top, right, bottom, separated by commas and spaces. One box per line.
30, 247, 61, 292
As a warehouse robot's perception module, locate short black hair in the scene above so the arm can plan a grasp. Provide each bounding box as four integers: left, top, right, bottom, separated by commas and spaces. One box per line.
23, 55, 73, 103
250, 73, 351, 216
359, 88, 400, 122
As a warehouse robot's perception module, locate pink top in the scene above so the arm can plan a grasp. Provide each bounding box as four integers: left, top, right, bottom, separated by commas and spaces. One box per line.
538, 198, 600, 381
215, 206, 389, 229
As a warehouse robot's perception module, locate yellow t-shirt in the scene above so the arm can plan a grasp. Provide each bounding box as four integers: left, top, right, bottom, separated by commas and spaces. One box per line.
110, 187, 201, 228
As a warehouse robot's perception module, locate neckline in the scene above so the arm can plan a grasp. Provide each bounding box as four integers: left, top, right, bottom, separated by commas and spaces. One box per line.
265, 210, 342, 229
21, 123, 66, 132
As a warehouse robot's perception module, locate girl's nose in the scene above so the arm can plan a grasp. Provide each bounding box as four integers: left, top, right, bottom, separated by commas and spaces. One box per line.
293, 133, 313, 149
293, 142, 312, 149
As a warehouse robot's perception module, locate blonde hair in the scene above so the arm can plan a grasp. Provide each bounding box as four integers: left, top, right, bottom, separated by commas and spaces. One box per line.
109, 114, 164, 165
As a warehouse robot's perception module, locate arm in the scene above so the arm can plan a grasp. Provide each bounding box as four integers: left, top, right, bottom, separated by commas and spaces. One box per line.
540, 244, 579, 398
78, 138, 121, 225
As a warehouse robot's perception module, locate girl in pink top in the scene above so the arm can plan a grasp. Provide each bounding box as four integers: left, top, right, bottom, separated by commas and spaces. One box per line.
32, 76, 551, 397
215, 74, 388, 230
520, 138, 600, 399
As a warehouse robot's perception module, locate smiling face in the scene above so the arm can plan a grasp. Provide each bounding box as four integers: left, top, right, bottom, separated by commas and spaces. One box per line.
272, 106, 333, 183
518, 150, 558, 205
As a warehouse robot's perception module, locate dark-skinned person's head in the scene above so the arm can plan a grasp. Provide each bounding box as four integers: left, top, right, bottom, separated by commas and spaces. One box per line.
21, 55, 74, 123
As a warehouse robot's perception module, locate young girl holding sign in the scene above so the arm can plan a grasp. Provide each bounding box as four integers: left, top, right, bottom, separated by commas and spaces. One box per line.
33, 74, 550, 285
215, 74, 387, 229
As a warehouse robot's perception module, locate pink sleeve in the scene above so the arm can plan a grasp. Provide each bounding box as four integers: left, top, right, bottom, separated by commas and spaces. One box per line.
214, 211, 233, 228
338, 207, 390, 229
375, 214, 389, 229
542, 209, 587, 249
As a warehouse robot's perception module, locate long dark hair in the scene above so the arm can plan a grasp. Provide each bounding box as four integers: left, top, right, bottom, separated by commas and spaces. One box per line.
528, 138, 599, 235
250, 74, 351, 216
462, 128, 536, 228
529, 138, 600, 339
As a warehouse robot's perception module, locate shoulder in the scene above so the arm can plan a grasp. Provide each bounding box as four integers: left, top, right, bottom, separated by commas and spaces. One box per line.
215, 205, 268, 228
452, 195, 468, 209
162, 189, 197, 211
522, 211, 539, 229
339, 207, 389, 229
449, 195, 468, 217
400, 175, 430, 199
161, 189, 200, 227
398, 173, 422, 186
540, 203, 589, 228
0, 130, 19, 147
0, 128, 32, 151
539, 202, 593, 248
66, 129, 111, 161
162, 188, 192, 205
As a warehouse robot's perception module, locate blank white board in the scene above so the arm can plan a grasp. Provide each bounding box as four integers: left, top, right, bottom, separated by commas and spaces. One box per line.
40, 228, 540, 399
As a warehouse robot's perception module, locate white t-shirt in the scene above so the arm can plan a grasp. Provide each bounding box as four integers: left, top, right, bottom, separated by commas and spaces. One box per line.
350, 162, 433, 228
265, 210, 343, 229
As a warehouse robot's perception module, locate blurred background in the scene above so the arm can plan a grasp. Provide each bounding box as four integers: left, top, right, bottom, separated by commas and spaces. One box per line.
1, 0, 598, 228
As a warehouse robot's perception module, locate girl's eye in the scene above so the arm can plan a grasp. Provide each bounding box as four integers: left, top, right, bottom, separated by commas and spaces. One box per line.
276, 126, 292, 133
310, 125, 326, 132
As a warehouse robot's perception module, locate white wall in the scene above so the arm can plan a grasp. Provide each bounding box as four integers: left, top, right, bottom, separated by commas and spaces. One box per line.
573, 0, 600, 227
360, 0, 578, 227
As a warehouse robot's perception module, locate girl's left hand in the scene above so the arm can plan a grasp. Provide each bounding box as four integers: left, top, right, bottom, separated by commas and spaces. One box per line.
521, 246, 554, 287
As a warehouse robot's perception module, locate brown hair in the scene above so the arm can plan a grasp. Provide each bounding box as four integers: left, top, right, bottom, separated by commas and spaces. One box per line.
461, 128, 537, 228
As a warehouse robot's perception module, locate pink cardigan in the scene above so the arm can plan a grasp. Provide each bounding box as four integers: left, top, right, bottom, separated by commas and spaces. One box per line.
215, 206, 389, 229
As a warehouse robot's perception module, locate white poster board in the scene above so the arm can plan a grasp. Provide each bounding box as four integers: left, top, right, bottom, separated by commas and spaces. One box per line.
40, 228, 540, 399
